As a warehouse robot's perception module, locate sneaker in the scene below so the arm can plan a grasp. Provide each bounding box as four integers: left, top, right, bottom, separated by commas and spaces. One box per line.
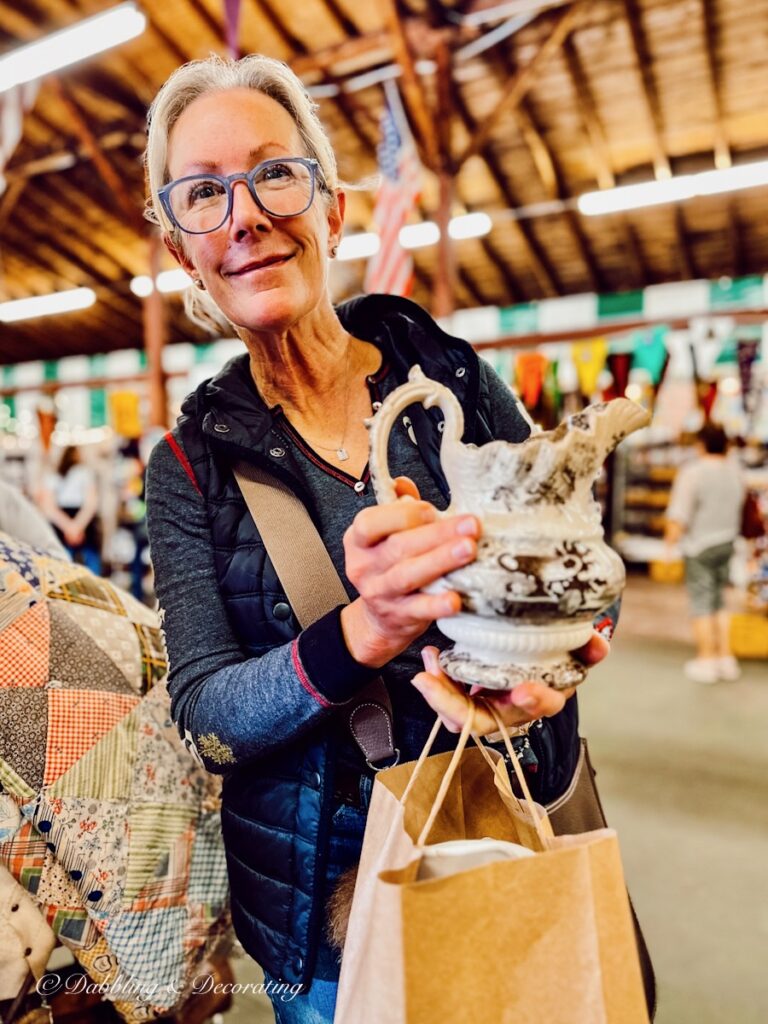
684, 658, 720, 684
717, 656, 741, 681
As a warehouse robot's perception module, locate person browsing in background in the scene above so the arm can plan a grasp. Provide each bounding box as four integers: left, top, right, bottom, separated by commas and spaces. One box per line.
142, 54, 611, 1023
665, 421, 745, 684
39, 445, 102, 575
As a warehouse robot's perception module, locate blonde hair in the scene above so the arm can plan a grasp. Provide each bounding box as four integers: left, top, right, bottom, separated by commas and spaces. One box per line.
144, 53, 340, 333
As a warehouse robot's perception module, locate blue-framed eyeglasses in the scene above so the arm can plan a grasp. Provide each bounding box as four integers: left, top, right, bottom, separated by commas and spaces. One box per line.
158, 156, 323, 235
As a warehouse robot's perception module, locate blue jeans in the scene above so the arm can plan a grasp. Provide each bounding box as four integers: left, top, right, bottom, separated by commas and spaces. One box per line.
265, 777, 372, 1024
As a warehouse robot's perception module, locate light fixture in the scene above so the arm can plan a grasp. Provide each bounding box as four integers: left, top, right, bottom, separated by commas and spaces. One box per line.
0, 3, 146, 94
399, 222, 441, 249
129, 270, 193, 296
448, 212, 493, 240
337, 233, 381, 261
0, 287, 96, 322
578, 159, 768, 216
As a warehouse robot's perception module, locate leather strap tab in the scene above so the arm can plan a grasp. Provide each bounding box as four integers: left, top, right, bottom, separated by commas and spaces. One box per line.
233, 461, 397, 768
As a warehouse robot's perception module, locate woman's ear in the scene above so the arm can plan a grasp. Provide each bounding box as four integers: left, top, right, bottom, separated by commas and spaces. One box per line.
163, 233, 196, 277
328, 189, 346, 253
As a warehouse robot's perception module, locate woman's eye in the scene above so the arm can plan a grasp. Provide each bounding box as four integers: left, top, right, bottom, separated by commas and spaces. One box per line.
188, 179, 224, 204
261, 163, 294, 181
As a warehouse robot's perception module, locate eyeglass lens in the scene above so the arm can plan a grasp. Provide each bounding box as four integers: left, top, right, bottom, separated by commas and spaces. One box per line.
168, 159, 314, 233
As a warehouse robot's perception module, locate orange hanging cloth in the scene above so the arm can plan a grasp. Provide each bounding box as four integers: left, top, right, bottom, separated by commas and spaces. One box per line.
514, 352, 548, 411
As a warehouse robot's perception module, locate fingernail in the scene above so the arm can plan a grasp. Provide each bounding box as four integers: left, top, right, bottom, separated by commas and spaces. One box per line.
440, 595, 457, 615
420, 506, 437, 523
422, 648, 439, 674
456, 516, 478, 536
511, 689, 537, 710
452, 539, 474, 559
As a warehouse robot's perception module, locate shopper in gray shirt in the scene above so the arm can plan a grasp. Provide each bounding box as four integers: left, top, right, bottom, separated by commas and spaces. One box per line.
665, 422, 745, 683
0, 478, 69, 560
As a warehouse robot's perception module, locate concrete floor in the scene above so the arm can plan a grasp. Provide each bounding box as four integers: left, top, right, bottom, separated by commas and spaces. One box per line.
220, 576, 768, 1023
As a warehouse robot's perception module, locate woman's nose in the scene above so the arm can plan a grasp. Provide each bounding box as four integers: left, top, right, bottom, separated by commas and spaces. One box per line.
228, 178, 272, 238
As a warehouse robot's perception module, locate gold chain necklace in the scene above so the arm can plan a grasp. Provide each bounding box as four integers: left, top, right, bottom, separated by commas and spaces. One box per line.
299, 341, 354, 462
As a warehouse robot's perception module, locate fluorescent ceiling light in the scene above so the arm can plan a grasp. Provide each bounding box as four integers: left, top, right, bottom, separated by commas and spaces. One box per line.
0, 288, 95, 322
156, 269, 193, 293
400, 222, 441, 249
129, 275, 154, 298
130, 270, 193, 295
337, 233, 381, 261
449, 212, 493, 239
578, 159, 768, 216
0, 3, 146, 94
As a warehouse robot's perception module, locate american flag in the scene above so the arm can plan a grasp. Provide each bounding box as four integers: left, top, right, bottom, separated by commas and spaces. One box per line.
364, 87, 421, 296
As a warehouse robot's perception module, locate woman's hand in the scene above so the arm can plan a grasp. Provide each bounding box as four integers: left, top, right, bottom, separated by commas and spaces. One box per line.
412, 633, 611, 735
341, 478, 480, 669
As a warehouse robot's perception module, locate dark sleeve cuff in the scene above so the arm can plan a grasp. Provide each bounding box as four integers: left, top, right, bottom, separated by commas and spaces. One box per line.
296, 605, 380, 704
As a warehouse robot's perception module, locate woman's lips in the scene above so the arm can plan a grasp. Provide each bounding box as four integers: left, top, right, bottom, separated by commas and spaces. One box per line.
226, 253, 294, 276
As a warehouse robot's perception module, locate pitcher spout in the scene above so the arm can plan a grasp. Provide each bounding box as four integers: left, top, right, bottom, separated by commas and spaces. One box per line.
590, 398, 651, 460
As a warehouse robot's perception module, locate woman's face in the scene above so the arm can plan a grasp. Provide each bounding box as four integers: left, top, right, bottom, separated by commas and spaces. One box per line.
165, 88, 343, 335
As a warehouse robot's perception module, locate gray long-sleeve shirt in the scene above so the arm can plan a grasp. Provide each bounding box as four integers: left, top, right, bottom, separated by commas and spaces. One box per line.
146, 354, 534, 775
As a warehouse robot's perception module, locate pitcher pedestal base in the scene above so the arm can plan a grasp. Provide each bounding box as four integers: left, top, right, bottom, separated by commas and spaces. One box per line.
435, 614, 594, 691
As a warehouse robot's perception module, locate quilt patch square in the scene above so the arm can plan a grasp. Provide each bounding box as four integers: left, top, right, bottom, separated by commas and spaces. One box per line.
45, 689, 139, 785
0, 689, 48, 788
0, 601, 49, 688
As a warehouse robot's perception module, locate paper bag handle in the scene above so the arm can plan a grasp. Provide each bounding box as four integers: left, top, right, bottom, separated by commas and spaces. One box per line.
407, 707, 554, 850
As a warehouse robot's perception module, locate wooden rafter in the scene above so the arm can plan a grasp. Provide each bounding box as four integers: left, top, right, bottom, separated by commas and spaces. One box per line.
46, 79, 146, 236
451, 79, 559, 297
560, 33, 647, 288
621, 0, 700, 281
457, 2, 584, 167
561, 36, 614, 190
185, 0, 226, 49
700, 0, 731, 169
290, 31, 391, 77
515, 100, 601, 291
256, 0, 377, 153
320, 0, 360, 41
6, 131, 145, 183
379, 0, 440, 171
621, 0, 671, 179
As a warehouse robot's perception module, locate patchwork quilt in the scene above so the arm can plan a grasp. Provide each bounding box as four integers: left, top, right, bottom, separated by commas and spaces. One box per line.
0, 532, 231, 1021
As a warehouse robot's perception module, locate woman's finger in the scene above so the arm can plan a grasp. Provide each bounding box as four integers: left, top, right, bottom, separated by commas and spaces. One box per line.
377, 534, 478, 597
349, 499, 438, 547
393, 477, 421, 500
378, 515, 480, 572
572, 631, 610, 666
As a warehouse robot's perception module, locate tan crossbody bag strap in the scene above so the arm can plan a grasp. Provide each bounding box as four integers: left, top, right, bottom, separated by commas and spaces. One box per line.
233, 461, 399, 769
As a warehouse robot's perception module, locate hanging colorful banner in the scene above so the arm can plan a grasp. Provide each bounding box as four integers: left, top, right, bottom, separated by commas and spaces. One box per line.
631, 325, 669, 384
109, 390, 143, 439
571, 338, 608, 398
514, 352, 547, 410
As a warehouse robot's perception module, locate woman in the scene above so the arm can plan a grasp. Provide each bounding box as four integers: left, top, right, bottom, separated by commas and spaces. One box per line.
39, 445, 101, 574
665, 421, 745, 683
144, 54, 610, 1022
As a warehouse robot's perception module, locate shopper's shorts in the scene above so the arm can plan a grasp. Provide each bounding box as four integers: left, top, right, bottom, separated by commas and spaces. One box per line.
684, 542, 734, 616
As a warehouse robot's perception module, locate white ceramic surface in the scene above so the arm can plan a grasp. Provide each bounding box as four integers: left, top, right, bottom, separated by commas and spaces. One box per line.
367, 367, 651, 690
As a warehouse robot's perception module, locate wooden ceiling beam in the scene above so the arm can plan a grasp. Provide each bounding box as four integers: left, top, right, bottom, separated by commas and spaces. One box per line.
290, 31, 392, 77
673, 207, 694, 280
621, 0, 671, 180
380, 0, 440, 171
46, 79, 146, 237
621, 0, 701, 280
482, 235, 524, 304
561, 36, 614, 190
700, 0, 731, 170
0, 180, 27, 234
6, 131, 145, 183
458, 265, 488, 308
515, 100, 601, 292
457, 2, 584, 167
256, 0, 377, 154
560, 34, 647, 289
185, 0, 226, 49
319, 0, 360, 41
451, 81, 556, 297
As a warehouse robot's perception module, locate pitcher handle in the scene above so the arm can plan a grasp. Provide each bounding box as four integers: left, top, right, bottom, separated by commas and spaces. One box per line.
366, 365, 465, 506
